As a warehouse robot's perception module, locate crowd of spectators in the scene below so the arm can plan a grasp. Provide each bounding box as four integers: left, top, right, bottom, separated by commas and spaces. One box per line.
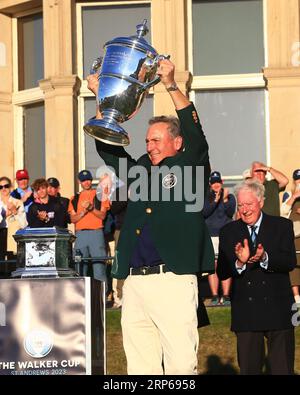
1, 161, 299, 309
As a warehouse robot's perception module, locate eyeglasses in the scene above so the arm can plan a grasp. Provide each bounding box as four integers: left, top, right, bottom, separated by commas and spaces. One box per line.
0, 184, 10, 190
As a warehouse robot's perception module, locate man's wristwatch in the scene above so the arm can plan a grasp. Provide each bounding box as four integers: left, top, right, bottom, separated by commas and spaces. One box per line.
166, 82, 178, 92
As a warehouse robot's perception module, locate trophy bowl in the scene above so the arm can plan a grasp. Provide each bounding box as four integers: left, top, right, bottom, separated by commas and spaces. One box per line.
84, 19, 168, 146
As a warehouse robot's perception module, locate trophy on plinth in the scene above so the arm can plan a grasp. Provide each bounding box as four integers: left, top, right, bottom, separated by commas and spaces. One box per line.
12, 227, 77, 278
83, 19, 168, 146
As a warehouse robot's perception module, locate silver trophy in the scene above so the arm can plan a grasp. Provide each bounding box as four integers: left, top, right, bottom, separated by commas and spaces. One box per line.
84, 20, 169, 146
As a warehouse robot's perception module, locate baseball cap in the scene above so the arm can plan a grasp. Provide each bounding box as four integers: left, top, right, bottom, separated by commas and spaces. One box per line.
16, 169, 29, 180
47, 177, 60, 188
209, 171, 222, 184
293, 169, 300, 180
78, 170, 93, 182
242, 169, 251, 180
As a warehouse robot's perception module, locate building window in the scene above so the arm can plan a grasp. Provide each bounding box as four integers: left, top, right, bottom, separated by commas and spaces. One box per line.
17, 12, 44, 90
195, 89, 266, 175
23, 102, 45, 181
192, 0, 264, 75
82, 4, 151, 78
12, 8, 45, 180
190, 0, 266, 178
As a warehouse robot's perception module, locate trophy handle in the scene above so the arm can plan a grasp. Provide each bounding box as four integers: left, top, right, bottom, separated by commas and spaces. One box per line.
142, 54, 170, 91
90, 57, 103, 75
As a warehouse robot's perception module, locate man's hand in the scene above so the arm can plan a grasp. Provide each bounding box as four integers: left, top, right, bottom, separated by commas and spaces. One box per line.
87, 74, 99, 95
248, 243, 265, 263
81, 200, 93, 211
37, 210, 48, 222
235, 239, 251, 265
156, 59, 176, 89
292, 190, 300, 200
223, 187, 229, 203
7, 202, 18, 215
214, 190, 221, 203
254, 163, 268, 173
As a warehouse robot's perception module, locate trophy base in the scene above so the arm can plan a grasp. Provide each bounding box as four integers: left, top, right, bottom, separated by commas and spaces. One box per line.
84, 118, 130, 146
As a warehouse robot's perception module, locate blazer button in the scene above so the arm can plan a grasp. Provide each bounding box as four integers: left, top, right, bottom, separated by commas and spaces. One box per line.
248, 297, 253, 302
136, 229, 141, 235
247, 281, 251, 286
146, 208, 152, 214
262, 280, 266, 285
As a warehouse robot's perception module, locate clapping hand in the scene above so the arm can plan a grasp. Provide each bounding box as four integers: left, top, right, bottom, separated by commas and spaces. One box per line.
235, 239, 250, 265
81, 200, 93, 212
6, 202, 18, 216
248, 243, 265, 263
37, 210, 48, 222
235, 239, 266, 265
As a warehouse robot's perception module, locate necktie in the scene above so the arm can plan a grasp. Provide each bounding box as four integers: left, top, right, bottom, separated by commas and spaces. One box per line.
250, 225, 257, 250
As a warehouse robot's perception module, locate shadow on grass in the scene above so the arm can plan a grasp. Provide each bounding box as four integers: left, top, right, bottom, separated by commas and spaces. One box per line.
201, 354, 238, 375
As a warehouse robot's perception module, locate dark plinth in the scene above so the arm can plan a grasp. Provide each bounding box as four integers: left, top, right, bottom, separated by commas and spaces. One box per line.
12, 227, 77, 278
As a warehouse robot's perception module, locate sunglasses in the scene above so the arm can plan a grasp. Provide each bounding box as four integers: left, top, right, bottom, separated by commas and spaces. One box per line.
0, 184, 10, 190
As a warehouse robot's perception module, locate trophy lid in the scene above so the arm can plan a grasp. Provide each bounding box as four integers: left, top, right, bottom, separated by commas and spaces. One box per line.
105, 19, 157, 57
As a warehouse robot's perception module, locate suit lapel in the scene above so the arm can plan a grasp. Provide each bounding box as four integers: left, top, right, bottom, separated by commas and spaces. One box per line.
256, 213, 268, 246
237, 219, 251, 244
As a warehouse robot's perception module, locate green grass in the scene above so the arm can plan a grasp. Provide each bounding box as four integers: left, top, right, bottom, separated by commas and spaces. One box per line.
106, 307, 300, 375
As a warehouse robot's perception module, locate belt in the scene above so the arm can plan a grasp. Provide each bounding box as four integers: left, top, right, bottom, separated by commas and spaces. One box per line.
129, 264, 171, 276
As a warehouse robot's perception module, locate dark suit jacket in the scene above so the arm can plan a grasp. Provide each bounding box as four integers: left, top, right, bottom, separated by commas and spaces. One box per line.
96, 103, 215, 279
217, 214, 296, 332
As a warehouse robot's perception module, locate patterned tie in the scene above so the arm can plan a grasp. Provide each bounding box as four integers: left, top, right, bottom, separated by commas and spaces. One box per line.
250, 225, 257, 250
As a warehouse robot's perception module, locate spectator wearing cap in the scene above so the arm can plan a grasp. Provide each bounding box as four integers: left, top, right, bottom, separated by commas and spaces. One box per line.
251, 161, 288, 216
11, 169, 34, 217
281, 169, 300, 304
47, 177, 70, 228
242, 169, 252, 180
27, 178, 66, 228
68, 170, 110, 284
203, 171, 236, 306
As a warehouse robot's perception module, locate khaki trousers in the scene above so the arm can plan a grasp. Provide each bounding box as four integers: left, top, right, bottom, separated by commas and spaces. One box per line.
121, 272, 199, 375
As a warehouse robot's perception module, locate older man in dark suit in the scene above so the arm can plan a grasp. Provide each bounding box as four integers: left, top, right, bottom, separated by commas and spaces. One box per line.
88, 59, 214, 374
217, 179, 296, 375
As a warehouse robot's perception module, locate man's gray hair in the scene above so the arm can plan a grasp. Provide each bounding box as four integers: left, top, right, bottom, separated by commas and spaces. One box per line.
234, 179, 265, 201
148, 115, 181, 139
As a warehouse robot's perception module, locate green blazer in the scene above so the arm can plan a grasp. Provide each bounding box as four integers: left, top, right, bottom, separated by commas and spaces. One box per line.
96, 103, 215, 279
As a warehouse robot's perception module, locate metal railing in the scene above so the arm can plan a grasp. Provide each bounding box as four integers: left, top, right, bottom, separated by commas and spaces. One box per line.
73, 252, 113, 276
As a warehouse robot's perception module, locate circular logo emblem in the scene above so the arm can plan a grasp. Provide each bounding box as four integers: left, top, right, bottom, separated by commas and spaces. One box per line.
24, 329, 53, 358
162, 173, 177, 189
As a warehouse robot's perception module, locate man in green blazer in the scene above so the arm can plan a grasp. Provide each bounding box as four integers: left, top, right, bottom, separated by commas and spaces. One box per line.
88, 59, 214, 375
